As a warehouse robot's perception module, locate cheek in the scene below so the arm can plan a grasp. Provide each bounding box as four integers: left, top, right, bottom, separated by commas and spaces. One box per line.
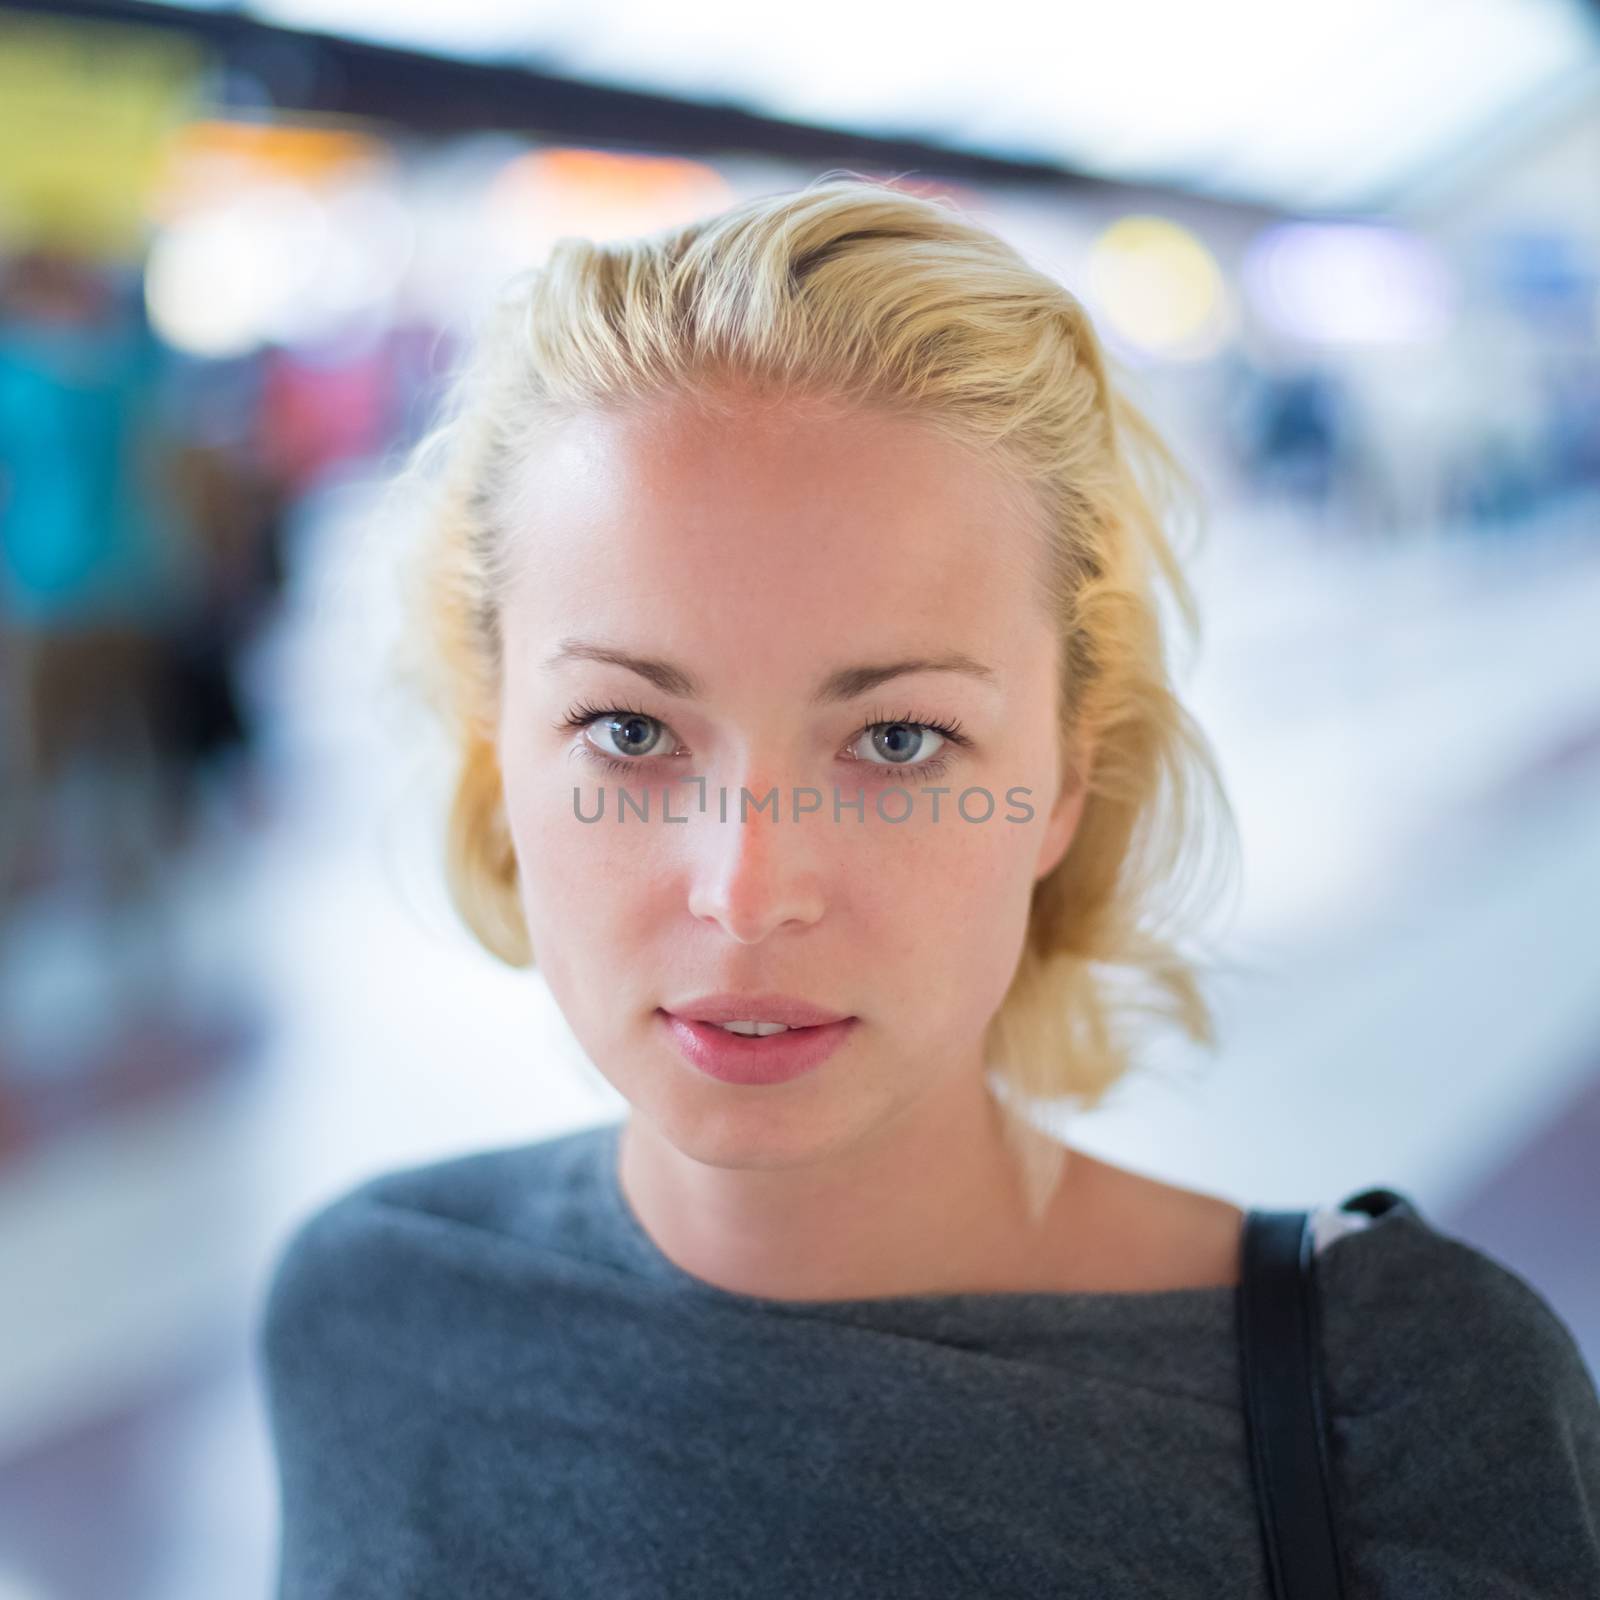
501, 755, 678, 950
857, 800, 1042, 1029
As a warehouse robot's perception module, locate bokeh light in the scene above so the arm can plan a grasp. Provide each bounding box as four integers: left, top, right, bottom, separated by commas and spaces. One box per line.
144, 177, 413, 355
486, 147, 736, 268
1242, 221, 1456, 345
1085, 214, 1231, 359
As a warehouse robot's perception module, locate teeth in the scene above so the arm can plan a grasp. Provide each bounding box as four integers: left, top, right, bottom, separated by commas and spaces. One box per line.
714, 1020, 792, 1037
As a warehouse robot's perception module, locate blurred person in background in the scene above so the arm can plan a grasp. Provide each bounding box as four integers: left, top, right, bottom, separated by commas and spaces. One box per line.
0, 247, 200, 992
1544, 358, 1600, 492
1223, 360, 1360, 532
161, 350, 292, 826
257, 326, 398, 500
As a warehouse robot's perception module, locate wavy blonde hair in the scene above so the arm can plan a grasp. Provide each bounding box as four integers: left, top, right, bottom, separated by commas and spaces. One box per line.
387, 173, 1242, 1202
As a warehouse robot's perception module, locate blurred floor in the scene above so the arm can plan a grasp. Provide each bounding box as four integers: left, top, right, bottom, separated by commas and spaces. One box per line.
1, 480, 1597, 1599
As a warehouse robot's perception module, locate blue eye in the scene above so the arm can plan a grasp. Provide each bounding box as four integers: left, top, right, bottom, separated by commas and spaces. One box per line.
847, 707, 972, 782
589, 711, 670, 762
554, 700, 682, 776
851, 720, 948, 770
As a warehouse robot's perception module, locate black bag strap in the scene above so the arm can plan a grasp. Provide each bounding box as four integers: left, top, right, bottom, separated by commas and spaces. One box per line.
1238, 1206, 1346, 1599
1238, 1188, 1410, 1599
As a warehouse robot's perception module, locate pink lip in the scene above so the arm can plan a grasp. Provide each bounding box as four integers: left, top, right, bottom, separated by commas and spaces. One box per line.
664, 992, 852, 1029
657, 1009, 859, 1086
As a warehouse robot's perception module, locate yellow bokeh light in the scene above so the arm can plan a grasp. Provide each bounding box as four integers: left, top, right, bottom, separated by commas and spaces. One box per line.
1087, 215, 1227, 357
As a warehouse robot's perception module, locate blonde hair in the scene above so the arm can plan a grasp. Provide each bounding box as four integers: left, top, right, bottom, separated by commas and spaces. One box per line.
389, 173, 1242, 1205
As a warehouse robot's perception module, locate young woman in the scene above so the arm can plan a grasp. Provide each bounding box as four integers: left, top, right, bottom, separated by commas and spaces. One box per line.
259, 176, 1600, 1597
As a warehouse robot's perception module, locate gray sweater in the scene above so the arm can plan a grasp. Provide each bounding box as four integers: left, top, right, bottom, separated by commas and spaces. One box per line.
257, 1116, 1600, 1597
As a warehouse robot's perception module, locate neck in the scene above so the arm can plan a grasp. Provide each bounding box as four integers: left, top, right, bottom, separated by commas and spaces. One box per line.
615, 1067, 1076, 1303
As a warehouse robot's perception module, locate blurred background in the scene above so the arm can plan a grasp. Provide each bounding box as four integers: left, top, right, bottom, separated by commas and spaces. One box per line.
1, 0, 1598, 1593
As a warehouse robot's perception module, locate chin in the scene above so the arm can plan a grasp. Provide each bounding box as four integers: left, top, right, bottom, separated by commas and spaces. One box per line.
633, 1075, 870, 1172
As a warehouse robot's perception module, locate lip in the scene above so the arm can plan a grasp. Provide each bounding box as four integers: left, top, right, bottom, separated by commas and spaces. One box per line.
663, 993, 853, 1028
656, 1008, 859, 1086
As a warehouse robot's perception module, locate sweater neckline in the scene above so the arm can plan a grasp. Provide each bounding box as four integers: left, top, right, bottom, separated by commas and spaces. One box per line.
587, 1117, 1252, 1328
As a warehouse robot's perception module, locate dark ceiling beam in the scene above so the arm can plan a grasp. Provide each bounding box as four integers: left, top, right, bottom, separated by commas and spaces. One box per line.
1, 0, 1112, 194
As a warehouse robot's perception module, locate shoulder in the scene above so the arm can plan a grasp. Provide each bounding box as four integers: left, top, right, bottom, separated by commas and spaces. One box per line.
257, 1120, 621, 1352
344, 1118, 614, 1233
1312, 1190, 1596, 1415
1311, 1190, 1600, 1587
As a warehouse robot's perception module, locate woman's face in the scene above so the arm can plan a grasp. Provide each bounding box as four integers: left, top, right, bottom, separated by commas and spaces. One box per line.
494, 390, 1089, 1167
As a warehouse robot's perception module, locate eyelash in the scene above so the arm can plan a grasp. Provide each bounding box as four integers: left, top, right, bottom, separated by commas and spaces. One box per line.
554, 699, 972, 783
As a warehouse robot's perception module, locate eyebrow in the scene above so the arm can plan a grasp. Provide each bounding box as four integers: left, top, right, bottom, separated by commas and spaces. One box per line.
545, 638, 997, 705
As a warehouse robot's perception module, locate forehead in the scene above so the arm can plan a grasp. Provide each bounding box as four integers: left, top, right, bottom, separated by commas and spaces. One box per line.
498, 395, 1050, 683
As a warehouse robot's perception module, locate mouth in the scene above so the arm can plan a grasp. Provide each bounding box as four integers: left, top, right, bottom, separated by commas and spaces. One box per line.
655, 1008, 859, 1086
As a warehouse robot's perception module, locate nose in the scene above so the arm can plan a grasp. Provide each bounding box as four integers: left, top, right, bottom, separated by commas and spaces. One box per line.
686, 780, 828, 944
